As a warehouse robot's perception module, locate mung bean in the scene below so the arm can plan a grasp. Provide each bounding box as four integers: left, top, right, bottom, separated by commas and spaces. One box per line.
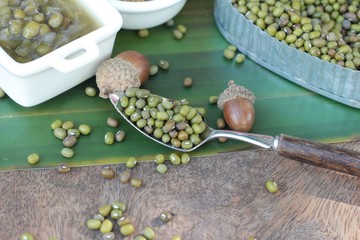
112, 201, 126, 211
130, 177, 143, 188
265, 180, 279, 193
87, 219, 101, 230
104, 132, 115, 145
78, 124, 91, 135
107, 117, 119, 128
143, 226, 156, 240
60, 147, 74, 158
149, 64, 158, 75
176, 24, 187, 34
100, 219, 113, 234
235, 53, 246, 63
169, 153, 181, 165
98, 204, 112, 217
156, 164, 168, 174
63, 135, 77, 147
62, 120, 74, 130
120, 170, 131, 184
20, 233, 35, 240
154, 154, 165, 164
126, 157, 137, 169
208, 95, 218, 104
183, 77, 193, 88
115, 130, 126, 142
85, 86, 97, 97
101, 166, 115, 179
158, 59, 170, 70
117, 216, 131, 227
94, 213, 105, 222
138, 29, 149, 38
120, 223, 135, 236
135, 236, 147, 240
67, 128, 80, 137
110, 209, 123, 220
102, 232, 115, 240
54, 127, 67, 140
27, 153, 40, 165
216, 118, 226, 129
51, 119, 63, 130
180, 153, 190, 165
223, 48, 235, 60
57, 163, 71, 173
159, 210, 173, 223
173, 29, 183, 40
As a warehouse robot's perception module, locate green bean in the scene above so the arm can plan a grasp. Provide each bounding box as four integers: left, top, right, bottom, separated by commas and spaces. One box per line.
117, 216, 132, 226
78, 124, 91, 135
138, 29, 149, 38
120, 223, 135, 236
87, 219, 101, 230
100, 219, 113, 234
130, 178, 143, 188
98, 204, 112, 217
173, 29, 183, 39
158, 59, 170, 70
143, 226, 156, 240
51, 119, 63, 130
115, 130, 126, 142
169, 153, 181, 165
156, 164, 168, 174
112, 201, 126, 211
85, 87, 96, 97
101, 166, 115, 179
223, 48, 235, 60
63, 135, 77, 147
62, 121, 74, 130
126, 157, 137, 169
60, 147, 74, 158
103, 232, 115, 240
183, 77, 193, 88
57, 163, 71, 173
159, 210, 173, 223
154, 154, 165, 164
104, 132, 115, 145
180, 153, 191, 165
110, 209, 123, 220
93, 213, 105, 222
265, 180, 279, 193
135, 236, 147, 240
20, 233, 35, 240
149, 64, 158, 75
22, 21, 40, 39
120, 170, 131, 184
27, 153, 40, 165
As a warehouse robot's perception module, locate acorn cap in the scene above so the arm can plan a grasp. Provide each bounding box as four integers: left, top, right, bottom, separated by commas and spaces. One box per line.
96, 58, 141, 98
217, 80, 255, 110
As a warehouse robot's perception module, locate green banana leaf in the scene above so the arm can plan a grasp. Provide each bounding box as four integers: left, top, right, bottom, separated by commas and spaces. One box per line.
0, 0, 359, 171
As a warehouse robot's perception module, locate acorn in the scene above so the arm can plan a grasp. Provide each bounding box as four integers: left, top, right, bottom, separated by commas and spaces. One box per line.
95, 50, 150, 98
217, 80, 255, 132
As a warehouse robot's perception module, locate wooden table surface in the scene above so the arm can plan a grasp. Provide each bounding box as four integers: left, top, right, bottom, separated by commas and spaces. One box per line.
1, 140, 359, 240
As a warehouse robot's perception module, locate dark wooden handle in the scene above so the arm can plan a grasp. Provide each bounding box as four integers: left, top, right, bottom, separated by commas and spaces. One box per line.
274, 134, 360, 177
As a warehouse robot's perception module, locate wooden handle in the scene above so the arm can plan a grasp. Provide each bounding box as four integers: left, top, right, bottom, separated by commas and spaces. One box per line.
274, 134, 360, 177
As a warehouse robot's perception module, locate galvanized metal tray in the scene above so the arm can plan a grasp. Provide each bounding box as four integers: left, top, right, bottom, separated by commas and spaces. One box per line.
214, 0, 360, 109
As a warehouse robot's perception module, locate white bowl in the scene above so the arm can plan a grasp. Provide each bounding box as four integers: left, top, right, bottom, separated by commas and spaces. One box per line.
0, 0, 122, 107
107, 0, 187, 30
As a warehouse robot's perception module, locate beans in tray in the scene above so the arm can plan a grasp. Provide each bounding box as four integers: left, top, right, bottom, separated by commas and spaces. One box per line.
0, 0, 100, 63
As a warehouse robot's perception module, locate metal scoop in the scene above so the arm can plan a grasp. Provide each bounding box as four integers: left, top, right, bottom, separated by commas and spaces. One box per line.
110, 92, 360, 177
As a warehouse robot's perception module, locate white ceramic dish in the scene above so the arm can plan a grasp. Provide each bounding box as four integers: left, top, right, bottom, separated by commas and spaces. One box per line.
107, 0, 187, 30
214, 0, 360, 109
0, 0, 122, 107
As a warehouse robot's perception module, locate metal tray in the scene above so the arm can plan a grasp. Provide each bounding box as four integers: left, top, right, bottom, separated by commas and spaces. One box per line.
214, 0, 360, 109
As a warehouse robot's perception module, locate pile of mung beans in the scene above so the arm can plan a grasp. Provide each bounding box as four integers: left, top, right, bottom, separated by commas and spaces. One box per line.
117, 87, 207, 150
232, 0, 360, 70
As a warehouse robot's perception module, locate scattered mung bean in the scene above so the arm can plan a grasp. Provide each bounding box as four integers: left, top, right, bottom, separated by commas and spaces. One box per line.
101, 166, 115, 179
143, 226, 156, 240
100, 219, 113, 234
102, 232, 115, 240
159, 210, 173, 223
98, 204, 112, 217
130, 177, 143, 188
27, 153, 40, 165
110, 209, 123, 220
51, 119, 63, 130
154, 154, 165, 164
107, 117, 119, 128
115, 130, 126, 142
87, 219, 102, 230
85, 87, 97, 97
104, 132, 115, 145
208, 95, 218, 104
62, 120, 74, 130
265, 180, 279, 193
63, 135, 77, 147
180, 153, 190, 165
149, 64, 159, 75
176, 24, 187, 34
20, 233, 35, 240
57, 163, 71, 173
67, 128, 80, 137
120, 223, 135, 236
78, 124, 91, 135
183, 77, 193, 88
166, 19, 174, 27
126, 157, 137, 169
117, 216, 132, 227
60, 147, 74, 158
235, 53, 246, 64
156, 164, 168, 174
223, 48, 235, 60
169, 153, 181, 165
94, 213, 105, 222
158, 60, 170, 70
138, 29, 149, 38
120, 170, 131, 184
216, 118, 226, 129
54, 127, 67, 140
173, 29, 183, 39
112, 201, 126, 211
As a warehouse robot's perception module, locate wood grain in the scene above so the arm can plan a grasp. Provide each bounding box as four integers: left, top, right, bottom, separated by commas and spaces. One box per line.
1, 141, 359, 240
